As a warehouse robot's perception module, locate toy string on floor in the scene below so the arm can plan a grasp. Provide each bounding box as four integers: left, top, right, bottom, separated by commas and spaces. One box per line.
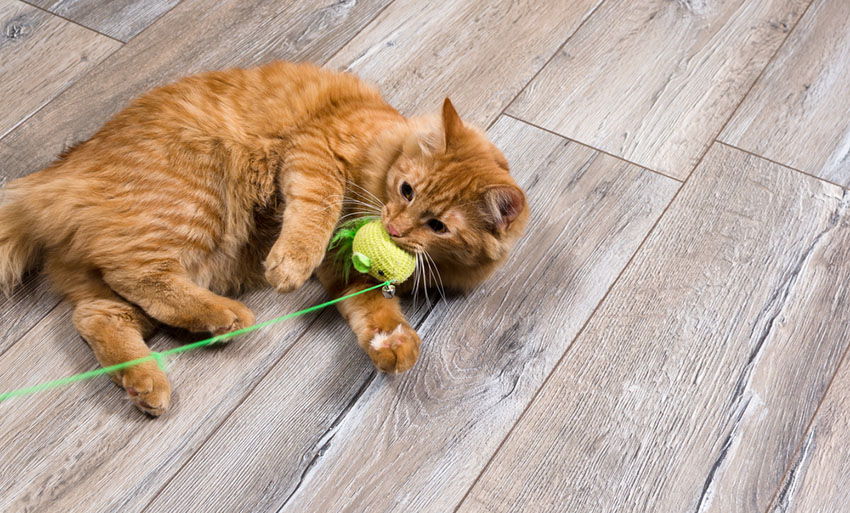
0, 281, 391, 402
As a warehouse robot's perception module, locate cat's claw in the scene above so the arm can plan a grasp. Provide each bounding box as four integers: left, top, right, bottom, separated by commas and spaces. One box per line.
367, 325, 420, 374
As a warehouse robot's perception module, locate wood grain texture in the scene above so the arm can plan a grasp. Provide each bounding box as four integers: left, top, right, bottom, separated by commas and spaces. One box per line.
721, 0, 850, 187
28, 0, 179, 42
460, 143, 850, 513
507, 0, 808, 179
768, 359, 850, 513
325, 0, 603, 127
146, 117, 677, 513
0, 0, 118, 139
145, 307, 426, 513
0, 282, 329, 512
0, 0, 392, 184
0, 274, 59, 355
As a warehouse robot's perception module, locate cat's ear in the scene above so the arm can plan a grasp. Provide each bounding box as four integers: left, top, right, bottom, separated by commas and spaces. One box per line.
442, 98, 465, 150
483, 184, 525, 231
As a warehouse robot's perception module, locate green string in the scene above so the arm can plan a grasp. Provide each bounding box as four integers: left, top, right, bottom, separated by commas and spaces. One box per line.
0, 281, 391, 402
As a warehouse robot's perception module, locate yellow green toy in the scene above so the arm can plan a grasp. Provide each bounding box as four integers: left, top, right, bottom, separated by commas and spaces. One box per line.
329, 219, 416, 296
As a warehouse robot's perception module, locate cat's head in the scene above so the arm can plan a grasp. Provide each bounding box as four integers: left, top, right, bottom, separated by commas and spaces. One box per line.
378, 99, 528, 292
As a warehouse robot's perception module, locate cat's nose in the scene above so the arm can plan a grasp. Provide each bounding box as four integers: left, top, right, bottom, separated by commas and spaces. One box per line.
387, 224, 401, 237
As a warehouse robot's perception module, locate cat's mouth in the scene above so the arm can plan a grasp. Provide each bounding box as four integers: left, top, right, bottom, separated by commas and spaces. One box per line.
390, 236, 421, 254
381, 220, 421, 254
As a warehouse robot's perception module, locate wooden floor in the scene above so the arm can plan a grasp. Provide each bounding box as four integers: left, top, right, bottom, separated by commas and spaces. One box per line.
2, 0, 850, 511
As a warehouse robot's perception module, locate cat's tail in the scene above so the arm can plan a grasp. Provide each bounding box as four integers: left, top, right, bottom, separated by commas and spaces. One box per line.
0, 179, 40, 296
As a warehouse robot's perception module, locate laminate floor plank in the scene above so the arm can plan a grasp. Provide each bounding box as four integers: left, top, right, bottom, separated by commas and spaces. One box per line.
768, 357, 850, 513
721, 0, 850, 187
146, 116, 677, 513
325, 0, 603, 127
459, 143, 850, 513
0, 0, 119, 139
27, 0, 179, 42
506, 0, 809, 179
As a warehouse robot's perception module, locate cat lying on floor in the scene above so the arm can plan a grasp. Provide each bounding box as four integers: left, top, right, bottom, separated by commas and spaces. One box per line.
0, 61, 528, 416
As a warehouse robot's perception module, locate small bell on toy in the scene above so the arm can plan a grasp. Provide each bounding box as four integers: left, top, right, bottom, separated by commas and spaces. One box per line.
329, 219, 416, 291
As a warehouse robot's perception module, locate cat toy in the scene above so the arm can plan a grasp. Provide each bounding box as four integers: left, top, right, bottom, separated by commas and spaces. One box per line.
329, 219, 416, 298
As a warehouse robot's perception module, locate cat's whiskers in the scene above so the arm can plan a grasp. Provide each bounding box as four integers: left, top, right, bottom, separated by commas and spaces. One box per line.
423, 250, 446, 303
412, 255, 422, 312
344, 179, 385, 209
336, 212, 379, 223
323, 195, 382, 216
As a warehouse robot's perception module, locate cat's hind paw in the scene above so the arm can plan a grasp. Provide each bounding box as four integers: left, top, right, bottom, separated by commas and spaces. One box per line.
122, 362, 171, 416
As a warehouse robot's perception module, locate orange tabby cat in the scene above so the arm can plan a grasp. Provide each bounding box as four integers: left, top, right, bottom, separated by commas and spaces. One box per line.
0, 61, 528, 416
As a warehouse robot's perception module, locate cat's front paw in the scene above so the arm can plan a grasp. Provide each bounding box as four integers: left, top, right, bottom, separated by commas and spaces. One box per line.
366, 325, 421, 374
122, 362, 171, 416
265, 249, 314, 293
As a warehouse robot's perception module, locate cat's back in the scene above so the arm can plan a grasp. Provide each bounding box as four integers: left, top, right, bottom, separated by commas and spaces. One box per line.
105, 61, 383, 145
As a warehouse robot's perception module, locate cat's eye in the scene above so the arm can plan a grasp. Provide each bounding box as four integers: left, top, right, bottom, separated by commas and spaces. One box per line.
400, 181, 414, 201
427, 218, 448, 233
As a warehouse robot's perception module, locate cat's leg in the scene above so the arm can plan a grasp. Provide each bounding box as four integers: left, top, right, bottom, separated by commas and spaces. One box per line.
318, 267, 420, 373
101, 260, 254, 335
46, 259, 170, 415
265, 153, 345, 293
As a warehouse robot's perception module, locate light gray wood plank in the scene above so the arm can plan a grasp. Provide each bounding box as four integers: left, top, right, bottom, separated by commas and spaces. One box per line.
507, 0, 808, 179
325, 0, 603, 127
0, 0, 119, 139
721, 0, 850, 187
0, 0, 392, 184
768, 360, 850, 512
459, 143, 850, 513
28, 0, 179, 42
147, 117, 678, 513
0, 274, 60, 355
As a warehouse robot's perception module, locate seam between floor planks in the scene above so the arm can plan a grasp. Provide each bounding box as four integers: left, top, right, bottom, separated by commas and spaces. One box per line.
317, 0, 398, 67
18, 0, 125, 44
139, 310, 326, 511
718, 141, 850, 193
503, 113, 684, 183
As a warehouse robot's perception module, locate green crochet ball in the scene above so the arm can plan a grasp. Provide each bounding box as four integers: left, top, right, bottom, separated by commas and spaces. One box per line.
329, 219, 416, 284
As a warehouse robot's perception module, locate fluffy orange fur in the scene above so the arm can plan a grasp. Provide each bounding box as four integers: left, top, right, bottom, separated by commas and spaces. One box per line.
0, 61, 528, 416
